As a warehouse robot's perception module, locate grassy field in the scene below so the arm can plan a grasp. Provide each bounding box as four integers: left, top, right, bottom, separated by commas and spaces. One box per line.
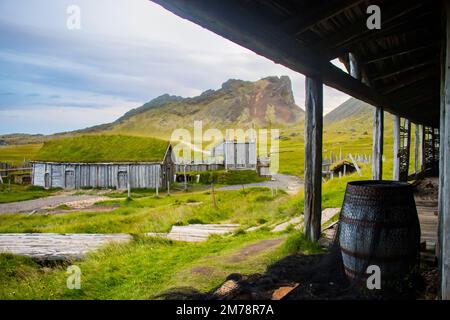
0, 184, 58, 204
0, 144, 42, 165
0, 230, 322, 299
0, 184, 325, 299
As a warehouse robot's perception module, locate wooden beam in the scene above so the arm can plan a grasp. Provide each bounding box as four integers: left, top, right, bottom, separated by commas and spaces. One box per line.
440, 1, 450, 300
304, 76, 323, 242
371, 60, 437, 82
393, 115, 401, 180
372, 107, 384, 180
365, 41, 438, 65
282, 0, 364, 36
312, 0, 427, 60
414, 124, 420, 175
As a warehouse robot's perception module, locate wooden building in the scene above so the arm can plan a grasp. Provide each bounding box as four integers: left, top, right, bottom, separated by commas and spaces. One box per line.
31, 145, 175, 190
210, 140, 257, 170
151, 0, 450, 299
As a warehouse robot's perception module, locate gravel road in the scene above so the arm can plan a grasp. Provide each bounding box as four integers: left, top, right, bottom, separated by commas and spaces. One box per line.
0, 194, 109, 214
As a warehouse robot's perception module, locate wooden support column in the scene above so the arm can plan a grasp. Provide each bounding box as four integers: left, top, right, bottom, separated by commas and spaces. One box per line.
414, 124, 420, 175
400, 119, 412, 182
393, 115, 401, 180
372, 107, 384, 180
440, 1, 450, 300
349, 52, 384, 180
304, 76, 323, 242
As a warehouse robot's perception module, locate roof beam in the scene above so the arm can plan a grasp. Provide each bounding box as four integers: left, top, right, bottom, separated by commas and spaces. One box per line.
311, 1, 427, 60
364, 41, 438, 65
282, 0, 365, 36
371, 60, 437, 81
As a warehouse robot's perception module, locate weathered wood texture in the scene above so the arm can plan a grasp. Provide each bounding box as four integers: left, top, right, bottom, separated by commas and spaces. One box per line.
32, 162, 167, 190
440, 2, 450, 300
0, 233, 131, 261
372, 107, 384, 180
304, 76, 323, 242
414, 124, 420, 174
146, 224, 239, 242
393, 115, 401, 180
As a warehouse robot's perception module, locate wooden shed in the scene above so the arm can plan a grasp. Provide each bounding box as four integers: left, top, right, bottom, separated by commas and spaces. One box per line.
31, 145, 175, 190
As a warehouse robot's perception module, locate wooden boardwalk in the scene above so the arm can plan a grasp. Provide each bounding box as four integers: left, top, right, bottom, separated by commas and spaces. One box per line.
416, 200, 439, 250
146, 224, 240, 242
0, 233, 131, 261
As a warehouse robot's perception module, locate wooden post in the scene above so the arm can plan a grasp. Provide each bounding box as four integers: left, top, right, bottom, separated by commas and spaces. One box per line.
393, 115, 401, 180
304, 76, 323, 242
401, 119, 412, 182
211, 183, 217, 208
414, 124, 420, 175
127, 165, 131, 200
372, 107, 384, 180
440, 1, 450, 299
183, 164, 187, 191
349, 51, 384, 181
167, 179, 170, 195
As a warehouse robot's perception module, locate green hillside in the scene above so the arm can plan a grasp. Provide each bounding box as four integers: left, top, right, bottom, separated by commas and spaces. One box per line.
34, 135, 169, 163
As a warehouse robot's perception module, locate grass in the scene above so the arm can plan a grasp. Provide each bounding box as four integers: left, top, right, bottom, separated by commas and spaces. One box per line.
0, 230, 296, 299
0, 144, 42, 166
0, 184, 58, 204
197, 169, 268, 185
34, 135, 169, 163
0, 187, 291, 233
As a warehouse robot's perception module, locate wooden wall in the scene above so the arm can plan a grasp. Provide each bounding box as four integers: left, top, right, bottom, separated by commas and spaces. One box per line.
32, 162, 164, 190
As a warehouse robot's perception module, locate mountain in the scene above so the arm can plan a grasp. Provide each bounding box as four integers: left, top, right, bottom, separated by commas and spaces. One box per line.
79, 76, 304, 139
324, 98, 373, 125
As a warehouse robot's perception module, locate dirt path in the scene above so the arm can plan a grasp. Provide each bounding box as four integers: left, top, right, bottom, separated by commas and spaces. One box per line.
226, 237, 286, 263
218, 174, 303, 195
0, 194, 109, 214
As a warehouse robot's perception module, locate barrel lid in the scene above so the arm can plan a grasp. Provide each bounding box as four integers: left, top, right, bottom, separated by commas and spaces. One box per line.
347, 180, 411, 188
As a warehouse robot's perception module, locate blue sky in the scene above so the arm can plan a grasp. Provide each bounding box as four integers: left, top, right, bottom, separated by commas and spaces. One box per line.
0, 0, 349, 134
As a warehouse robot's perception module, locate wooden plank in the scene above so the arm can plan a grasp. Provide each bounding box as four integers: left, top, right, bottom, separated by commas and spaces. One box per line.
372, 107, 384, 180
282, 0, 364, 36
304, 76, 323, 242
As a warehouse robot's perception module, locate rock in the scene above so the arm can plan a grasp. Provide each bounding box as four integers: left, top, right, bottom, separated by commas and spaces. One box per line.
226, 273, 242, 282
213, 280, 239, 298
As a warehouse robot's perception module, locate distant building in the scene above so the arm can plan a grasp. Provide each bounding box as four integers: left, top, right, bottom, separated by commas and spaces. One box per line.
210, 140, 257, 170
31, 145, 175, 190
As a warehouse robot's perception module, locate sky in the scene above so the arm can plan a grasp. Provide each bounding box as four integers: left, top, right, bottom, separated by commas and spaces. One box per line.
0, 0, 350, 135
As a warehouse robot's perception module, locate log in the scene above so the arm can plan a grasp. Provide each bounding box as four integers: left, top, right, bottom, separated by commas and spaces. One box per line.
304, 76, 323, 242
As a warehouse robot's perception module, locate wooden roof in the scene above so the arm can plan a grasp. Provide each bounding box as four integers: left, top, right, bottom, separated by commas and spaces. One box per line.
152, 0, 441, 127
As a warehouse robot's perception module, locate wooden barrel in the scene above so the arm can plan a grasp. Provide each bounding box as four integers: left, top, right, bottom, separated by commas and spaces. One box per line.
339, 181, 420, 282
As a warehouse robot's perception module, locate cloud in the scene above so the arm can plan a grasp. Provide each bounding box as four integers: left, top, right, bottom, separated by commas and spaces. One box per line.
0, 0, 349, 134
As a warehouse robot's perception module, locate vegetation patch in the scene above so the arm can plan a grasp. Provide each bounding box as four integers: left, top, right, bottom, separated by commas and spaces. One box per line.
34, 135, 169, 163
198, 170, 268, 185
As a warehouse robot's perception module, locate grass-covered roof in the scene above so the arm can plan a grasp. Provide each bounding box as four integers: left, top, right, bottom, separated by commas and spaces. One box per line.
34, 135, 169, 163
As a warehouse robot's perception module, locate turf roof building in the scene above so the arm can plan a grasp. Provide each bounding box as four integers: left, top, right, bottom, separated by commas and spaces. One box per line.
31, 136, 175, 190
